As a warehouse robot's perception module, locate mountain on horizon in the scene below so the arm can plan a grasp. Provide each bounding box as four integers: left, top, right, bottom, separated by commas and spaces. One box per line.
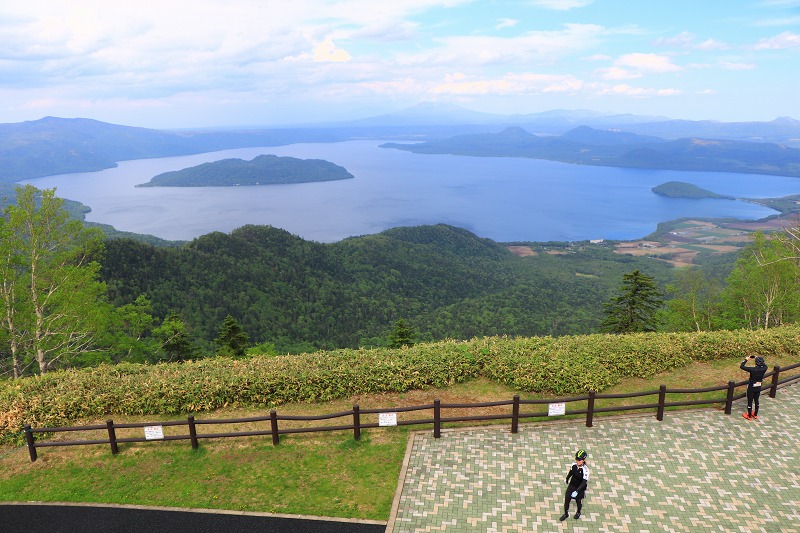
321, 102, 671, 130
323, 102, 799, 143
381, 124, 800, 178
2, 108, 799, 183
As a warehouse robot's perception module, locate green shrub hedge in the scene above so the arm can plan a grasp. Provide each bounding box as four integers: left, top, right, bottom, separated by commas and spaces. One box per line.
2, 326, 799, 443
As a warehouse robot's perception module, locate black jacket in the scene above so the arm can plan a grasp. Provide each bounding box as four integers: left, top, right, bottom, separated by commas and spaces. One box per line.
740, 359, 768, 388
565, 463, 589, 493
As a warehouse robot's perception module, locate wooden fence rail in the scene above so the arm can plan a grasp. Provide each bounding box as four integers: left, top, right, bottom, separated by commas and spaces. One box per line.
23, 361, 800, 462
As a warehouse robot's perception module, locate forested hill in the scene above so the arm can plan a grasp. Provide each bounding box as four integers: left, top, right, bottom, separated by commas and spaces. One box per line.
100, 224, 677, 352
381, 126, 800, 177
0, 117, 342, 182
652, 181, 734, 199
137, 155, 354, 187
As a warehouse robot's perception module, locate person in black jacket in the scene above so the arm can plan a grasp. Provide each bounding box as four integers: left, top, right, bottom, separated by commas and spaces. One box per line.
740, 355, 768, 420
560, 449, 589, 521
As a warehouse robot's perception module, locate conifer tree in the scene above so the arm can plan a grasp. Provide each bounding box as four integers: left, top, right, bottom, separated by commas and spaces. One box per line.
388, 318, 416, 348
214, 314, 249, 357
600, 270, 664, 333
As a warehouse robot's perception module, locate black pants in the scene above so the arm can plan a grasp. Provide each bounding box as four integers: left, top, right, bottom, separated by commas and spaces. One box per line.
564, 488, 584, 513
746, 386, 762, 415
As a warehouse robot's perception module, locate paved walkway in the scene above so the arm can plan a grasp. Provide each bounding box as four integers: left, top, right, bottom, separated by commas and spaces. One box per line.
386, 385, 800, 532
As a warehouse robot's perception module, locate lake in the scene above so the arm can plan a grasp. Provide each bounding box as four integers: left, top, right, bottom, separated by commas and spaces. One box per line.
21, 140, 799, 243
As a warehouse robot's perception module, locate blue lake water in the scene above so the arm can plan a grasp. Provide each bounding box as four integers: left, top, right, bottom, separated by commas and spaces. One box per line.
21, 140, 800, 243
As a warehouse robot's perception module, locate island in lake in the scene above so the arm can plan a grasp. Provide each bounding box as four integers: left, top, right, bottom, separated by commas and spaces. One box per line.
136, 154, 354, 187
652, 181, 735, 199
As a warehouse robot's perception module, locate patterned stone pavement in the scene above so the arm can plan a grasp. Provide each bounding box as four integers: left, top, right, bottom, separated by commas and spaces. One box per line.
386, 385, 800, 532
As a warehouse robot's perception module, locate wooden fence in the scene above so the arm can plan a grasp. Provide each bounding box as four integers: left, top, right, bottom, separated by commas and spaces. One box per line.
23, 361, 800, 462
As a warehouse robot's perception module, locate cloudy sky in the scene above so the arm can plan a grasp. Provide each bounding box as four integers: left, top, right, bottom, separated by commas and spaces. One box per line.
1, 0, 799, 129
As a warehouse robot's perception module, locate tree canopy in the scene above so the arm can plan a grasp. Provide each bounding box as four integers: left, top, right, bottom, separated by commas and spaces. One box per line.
0, 185, 108, 375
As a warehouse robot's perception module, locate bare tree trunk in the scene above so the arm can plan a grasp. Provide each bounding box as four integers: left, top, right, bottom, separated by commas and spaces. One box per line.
11, 340, 20, 379
36, 348, 48, 374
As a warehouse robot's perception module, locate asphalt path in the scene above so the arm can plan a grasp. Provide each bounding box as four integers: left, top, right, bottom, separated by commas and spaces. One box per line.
0, 503, 386, 533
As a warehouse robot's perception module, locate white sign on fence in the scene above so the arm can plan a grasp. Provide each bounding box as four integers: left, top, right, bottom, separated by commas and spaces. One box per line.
378, 412, 398, 427
548, 402, 566, 417
144, 425, 164, 440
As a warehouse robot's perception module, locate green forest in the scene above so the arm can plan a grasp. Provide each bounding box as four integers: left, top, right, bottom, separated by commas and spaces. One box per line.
4, 184, 800, 378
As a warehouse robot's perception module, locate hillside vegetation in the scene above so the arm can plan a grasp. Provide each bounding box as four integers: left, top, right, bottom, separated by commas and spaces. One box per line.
3, 324, 798, 444
100, 224, 680, 352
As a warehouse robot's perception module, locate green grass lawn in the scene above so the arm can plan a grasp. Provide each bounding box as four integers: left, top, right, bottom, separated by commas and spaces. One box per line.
1, 354, 797, 520
0, 427, 409, 520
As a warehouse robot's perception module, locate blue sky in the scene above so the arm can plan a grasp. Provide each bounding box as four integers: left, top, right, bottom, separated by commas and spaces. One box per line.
1, 0, 798, 128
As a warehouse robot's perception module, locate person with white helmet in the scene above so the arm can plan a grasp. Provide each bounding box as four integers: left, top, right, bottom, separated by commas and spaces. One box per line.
740, 355, 768, 420
560, 449, 589, 521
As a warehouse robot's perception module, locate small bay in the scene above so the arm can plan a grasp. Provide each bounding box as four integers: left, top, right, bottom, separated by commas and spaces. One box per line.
21, 140, 797, 243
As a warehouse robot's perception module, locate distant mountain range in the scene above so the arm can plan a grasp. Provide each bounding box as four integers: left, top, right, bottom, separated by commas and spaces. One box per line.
326, 103, 800, 144
1, 105, 799, 182
381, 126, 800, 178
0, 117, 342, 182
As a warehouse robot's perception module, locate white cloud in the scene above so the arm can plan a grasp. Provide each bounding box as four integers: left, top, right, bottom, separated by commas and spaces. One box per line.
653, 31, 695, 49
596, 67, 641, 80
753, 15, 800, 26
653, 32, 728, 50
363, 71, 585, 97
695, 38, 729, 51
432, 77, 513, 95
496, 18, 518, 30
430, 72, 584, 95
0, 0, 792, 126
529, 0, 594, 10
600, 84, 682, 97
718, 61, 756, 70
615, 53, 682, 73
396, 23, 605, 67
758, 0, 800, 6
753, 31, 800, 49
312, 38, 352, 63
359, 78, 423, 95
584, 54, 612, 61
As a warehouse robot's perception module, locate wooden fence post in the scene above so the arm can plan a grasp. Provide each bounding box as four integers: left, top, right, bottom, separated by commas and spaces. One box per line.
511, 395, 520, 434
656, 385, 666, 421
24, 424, 37, 462
353, 405, 361, 441
769, 366, 780, 398
586, 391, 595, 428
270, 410, 279, 446
724, 380, 736, 414
433, 399, 441, 439
107, 420, 119, 455
188, 416, 199, 450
